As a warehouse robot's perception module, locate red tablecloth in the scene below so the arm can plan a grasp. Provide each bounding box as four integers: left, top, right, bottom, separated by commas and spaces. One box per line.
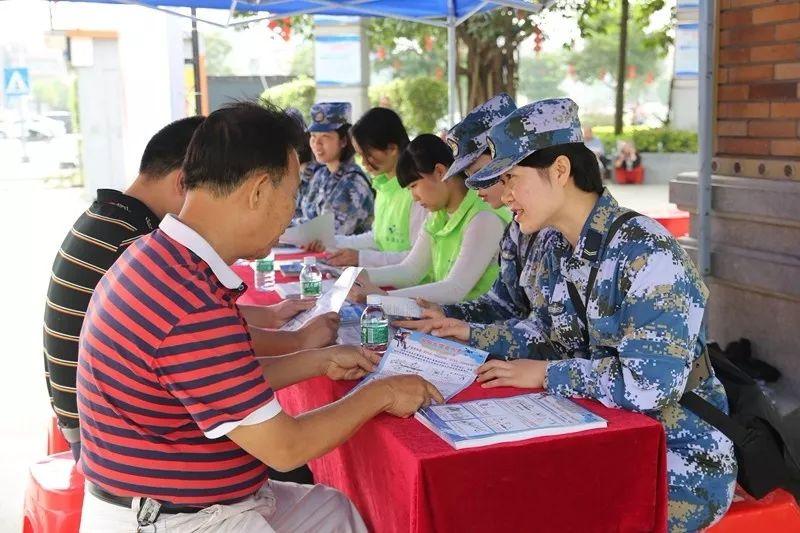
278, 379, 668, 533
234, 256, 669, 532
233, 251, 326, 306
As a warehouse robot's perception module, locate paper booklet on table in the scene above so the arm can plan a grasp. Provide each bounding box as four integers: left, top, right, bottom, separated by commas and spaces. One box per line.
280, 267, 362, 332
370, 295, 422, 318
280, 212, 335, 248
350, 329, 489, 401
415, 392, 607, 450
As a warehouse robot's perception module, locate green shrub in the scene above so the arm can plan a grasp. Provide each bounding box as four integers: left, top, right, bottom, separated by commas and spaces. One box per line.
592, 126, 697, 153
369, 76, 447, 135
260, 77, 316, 117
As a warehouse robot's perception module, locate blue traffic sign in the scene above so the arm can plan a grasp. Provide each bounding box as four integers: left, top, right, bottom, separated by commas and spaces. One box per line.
3, 67, 30, 96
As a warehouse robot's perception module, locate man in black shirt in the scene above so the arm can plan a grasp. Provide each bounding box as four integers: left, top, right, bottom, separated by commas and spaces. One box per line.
44, 116, 205, 460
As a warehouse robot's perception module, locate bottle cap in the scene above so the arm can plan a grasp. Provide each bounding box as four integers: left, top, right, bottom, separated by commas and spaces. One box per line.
366, 294, 381, 306
303, 256, 316, 266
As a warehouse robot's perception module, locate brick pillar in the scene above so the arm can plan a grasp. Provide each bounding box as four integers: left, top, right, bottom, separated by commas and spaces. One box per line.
670, 0, 800, 392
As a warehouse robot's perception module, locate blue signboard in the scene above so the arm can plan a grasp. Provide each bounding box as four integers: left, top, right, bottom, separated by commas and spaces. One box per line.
3, 67, 31, 96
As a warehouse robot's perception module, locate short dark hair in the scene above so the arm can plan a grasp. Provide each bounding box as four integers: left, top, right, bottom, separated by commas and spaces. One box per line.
351, 107, 409, 153
517, 143, 603, 194
138, 116, 205, 179
396, 134, 455, 188
182, 102, 303, 196
335, 124, 356, 163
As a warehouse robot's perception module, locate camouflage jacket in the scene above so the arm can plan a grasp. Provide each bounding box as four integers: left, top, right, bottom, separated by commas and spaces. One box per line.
442, 221, 536, 323
295, 160, 374, 236
468, 190, 736, 530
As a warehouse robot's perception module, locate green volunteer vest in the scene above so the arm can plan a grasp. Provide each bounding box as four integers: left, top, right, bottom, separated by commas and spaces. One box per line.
425, 190, 509, 301
372, 174, 415, 252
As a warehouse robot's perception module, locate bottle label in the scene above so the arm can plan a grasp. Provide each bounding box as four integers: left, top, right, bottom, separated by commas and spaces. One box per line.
361, 323, 389, 345
256, 259, 274, 273
301, 280, 322, 296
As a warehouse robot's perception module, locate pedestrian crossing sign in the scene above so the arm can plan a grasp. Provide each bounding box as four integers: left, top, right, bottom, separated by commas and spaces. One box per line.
3, 67, 30, 96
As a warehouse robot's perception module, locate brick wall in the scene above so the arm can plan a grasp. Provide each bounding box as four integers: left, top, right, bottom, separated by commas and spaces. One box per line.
717, 0, 800, 162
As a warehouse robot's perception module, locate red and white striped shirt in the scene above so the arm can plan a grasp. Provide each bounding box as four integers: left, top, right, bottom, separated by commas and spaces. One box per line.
77, 214, 280, 505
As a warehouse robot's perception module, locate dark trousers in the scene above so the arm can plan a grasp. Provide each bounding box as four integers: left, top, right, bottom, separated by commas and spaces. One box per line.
268, 465, 314, 485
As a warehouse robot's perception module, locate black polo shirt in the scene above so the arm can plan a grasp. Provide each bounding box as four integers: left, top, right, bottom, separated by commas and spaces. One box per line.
43, 189, 159, 430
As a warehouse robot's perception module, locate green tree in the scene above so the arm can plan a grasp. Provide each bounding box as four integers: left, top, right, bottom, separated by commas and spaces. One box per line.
203, 32, 234, 76
517, 51, 568, 102
369, 77, 448, 134
367, 9, 543, 115
260, 77, 316, 116
291, 41, 314, 78
32, 78, 70, 111
569, 0, 672, 133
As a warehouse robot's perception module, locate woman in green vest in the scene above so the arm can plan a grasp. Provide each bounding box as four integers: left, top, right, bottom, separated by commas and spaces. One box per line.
351, 134, 511, 304
325, 107, 428, 267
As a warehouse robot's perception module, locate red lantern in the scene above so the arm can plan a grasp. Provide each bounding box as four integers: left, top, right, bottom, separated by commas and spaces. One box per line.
376, 47, 386, 61
645, 71, 654, 84
533, 29, 543, 55
627, 64, 637, 79
424, 35, 435, 52
434, 67, 444, 80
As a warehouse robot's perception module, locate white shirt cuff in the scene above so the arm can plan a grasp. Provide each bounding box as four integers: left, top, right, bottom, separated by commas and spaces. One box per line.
204, 397, 283, 439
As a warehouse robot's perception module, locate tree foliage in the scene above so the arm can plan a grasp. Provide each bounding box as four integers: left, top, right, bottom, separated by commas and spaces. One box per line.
369, 77, 448, 134
203, 33, 234, 76
367, 8, 543, 115
260, 77, 316, 117
517, 51, 568, 102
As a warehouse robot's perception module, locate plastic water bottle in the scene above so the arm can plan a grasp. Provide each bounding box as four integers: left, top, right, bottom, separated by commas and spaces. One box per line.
360, 295, 389, 354
253, 252, 275, 291
300, 256, 322, 299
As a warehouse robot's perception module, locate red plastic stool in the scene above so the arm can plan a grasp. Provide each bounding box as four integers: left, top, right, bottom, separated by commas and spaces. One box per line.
47, 416, 71, 455
653, 211, 690, 238
615, 166, 645, 184
707, 486, 800, 533
22, 452, 84, 533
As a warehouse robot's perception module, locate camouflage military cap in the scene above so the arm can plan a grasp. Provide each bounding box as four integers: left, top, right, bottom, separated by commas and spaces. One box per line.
308, 102, 352, 132
443, 93, 517, 181
465, 97, 584, 189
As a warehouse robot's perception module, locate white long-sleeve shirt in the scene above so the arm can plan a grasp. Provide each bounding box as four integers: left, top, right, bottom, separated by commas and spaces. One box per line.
365, 210, 505, 304
333, 203, 427, 267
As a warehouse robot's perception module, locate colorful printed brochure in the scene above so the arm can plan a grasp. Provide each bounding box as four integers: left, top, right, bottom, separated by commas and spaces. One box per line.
351, 330, 489, 401
416, 393, 607, 450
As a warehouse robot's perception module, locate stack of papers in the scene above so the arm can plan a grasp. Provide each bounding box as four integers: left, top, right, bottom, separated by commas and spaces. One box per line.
370, 295, 422, 318
350, 330, 489, 401
280, 267, 363, 331
280, 212, 335, 248
416, 393, 607, 450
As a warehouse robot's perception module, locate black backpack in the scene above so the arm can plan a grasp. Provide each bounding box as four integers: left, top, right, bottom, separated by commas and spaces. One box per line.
567, 210, 799, 499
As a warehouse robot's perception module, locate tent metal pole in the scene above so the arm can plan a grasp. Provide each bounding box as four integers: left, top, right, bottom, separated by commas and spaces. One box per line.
697, 0, 714, 277
447, 0, 457, 125
191, 7, 203, 115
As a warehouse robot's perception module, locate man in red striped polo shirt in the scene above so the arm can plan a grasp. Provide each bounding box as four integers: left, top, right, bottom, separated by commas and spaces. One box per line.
77, 102, 442, 532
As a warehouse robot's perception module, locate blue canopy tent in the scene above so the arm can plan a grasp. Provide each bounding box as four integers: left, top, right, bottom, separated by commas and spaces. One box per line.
62, 0, 551, 124
53, 0, 715, 275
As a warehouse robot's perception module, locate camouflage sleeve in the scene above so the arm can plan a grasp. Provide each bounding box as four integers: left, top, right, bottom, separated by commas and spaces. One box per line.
467, 319, 551, 359
442, 281, 523, 322
545, 241, 706, 413
442, 225, 527, 322
329, 172, 375, 236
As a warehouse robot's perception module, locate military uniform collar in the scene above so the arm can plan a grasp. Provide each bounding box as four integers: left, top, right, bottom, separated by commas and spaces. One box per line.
570, 189, 621, 266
